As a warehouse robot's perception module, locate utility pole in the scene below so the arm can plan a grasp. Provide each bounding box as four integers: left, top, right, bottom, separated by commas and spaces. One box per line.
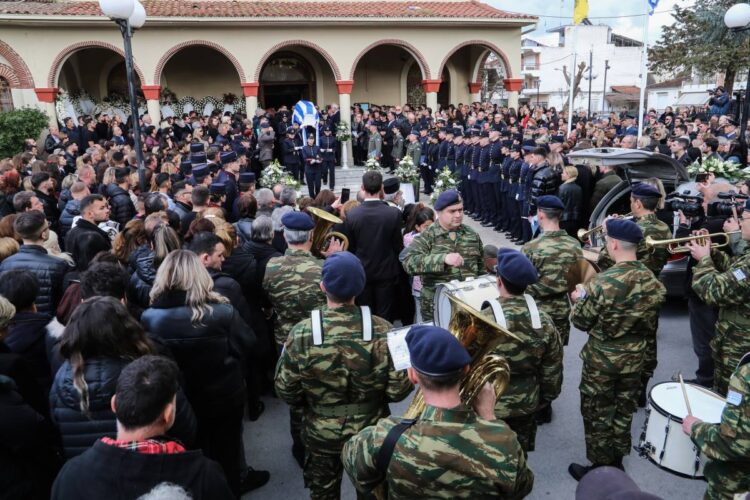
602, 59, 611, 114
587, 49, 593, 119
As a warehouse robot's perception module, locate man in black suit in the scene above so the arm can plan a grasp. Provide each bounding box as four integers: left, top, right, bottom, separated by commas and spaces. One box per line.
343, 171, 403, 322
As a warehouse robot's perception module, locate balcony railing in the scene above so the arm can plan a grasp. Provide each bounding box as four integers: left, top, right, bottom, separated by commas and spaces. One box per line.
522, 63, 540, 71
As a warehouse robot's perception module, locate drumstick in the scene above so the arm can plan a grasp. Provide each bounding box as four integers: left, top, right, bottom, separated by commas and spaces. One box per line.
679, 373, 693, 416
690, 383, 726, 402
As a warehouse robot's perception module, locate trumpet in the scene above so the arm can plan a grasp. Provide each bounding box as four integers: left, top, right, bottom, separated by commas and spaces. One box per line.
644, 231, 741, 254
577, 213, 634, 242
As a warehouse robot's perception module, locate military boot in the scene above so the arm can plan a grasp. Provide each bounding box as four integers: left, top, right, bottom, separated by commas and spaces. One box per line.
568, 463, 596, 481
535, 405, 552, 425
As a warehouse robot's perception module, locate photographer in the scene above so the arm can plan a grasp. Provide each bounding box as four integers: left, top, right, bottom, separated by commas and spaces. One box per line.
709, 87, 730, 117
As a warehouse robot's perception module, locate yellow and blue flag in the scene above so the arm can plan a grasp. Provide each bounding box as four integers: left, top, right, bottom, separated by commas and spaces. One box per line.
573, 0, 588, 24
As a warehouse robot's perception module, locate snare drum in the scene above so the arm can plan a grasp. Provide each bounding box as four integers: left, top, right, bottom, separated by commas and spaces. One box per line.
433, 275, 498, 328
638, 381, 725, 478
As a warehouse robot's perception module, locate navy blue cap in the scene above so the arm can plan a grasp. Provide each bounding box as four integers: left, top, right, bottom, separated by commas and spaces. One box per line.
536, 195, 565, 210
510, 144, 522, 153
430, 131, 439, 139
405, 325, 471, 376
286, 126, 296, 135
192, 163, 209, 178
220, 151, 238, 165
434, 189, 462, 211
501, 140, 513, 148
495, 248, 538, 287
480, 130, 490, 138
551, 135, 565, 143
383, 177, 400, 195
631, 183, 661, 199
323, 125, 332, 132
322, 251, 366, 299
408, 129, 419, 137
522, 139, 537, 151
209, 182, 226, 195
500, 130, 511, 138
512, 133, 524, 142
190, 143, 205, 153
281, 211, 315, 231
606, 218, 643, 243
239, 172, 256, 184
191, 152, 207, 164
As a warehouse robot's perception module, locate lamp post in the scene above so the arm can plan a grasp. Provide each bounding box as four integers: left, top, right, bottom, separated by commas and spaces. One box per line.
536, 79, 541, 106
583, 55, 598, 120
602, 59, 611, 114
725, 3, 750, 167
99, 0, 147, 192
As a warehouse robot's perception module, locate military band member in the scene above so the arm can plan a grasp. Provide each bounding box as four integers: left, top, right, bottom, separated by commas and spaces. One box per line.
275, 252, 411, 500
481, 248, 563, 451
402, 190, 484, 323
568, 219, 666, 480
342, 324, 534, 499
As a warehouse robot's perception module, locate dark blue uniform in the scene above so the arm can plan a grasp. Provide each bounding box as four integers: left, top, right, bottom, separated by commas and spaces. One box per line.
454, 141, 467, 202
302, 144, 323, 198
281, 136, 302, 182
469, 142, 482, 219
487, 138, 504, 228
319, 134, 338, 190
508, 157, 523, 240
462, 141, 475, 213
215, 169, 238, 222
477, 142, 494, 225
426, 140, 439, 195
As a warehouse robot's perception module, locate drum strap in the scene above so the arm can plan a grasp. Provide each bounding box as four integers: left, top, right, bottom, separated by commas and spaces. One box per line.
523, 294, 542, 329
311, 307, 373, 345
483, 299, 507, 329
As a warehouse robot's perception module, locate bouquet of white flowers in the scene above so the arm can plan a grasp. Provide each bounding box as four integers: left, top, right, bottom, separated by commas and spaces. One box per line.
688, 156, 748, 182
365, 158, 381, 171
336, 121, 351, 142
431, 167, 460, 203
393, 156, 420, 184
260, 159, 300, 189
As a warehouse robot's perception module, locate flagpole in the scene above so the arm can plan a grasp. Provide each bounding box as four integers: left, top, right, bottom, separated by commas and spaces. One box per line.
567, 24, 578, 137
637, 0, 650, 139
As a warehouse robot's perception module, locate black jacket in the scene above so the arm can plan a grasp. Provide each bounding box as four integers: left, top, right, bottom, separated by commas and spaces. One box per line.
51, 439, 232, 500
58, 198, 81, 241
343, 200, 404, 281
4, 312, 52, 391
64, 219, 112, 269
106, 184, 135, 228
140, 291, 254, 415
558, 181, 583, 223
127, 248, 156, 310
208, 269, 255, 330
49, 356, 197, 459
0, 245, 69, 316
35, 190, 61, 233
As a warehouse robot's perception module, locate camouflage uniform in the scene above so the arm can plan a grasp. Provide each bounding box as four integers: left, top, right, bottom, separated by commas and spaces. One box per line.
402, 222, 484, 323
342, 404, 534, 499
275, 304, 412, 499
597, 214, 670, 383
521, 230, 583, 346
480, 296, 563, 451
692, 247, 750, 395
570, 261, 666, 465
690, 357, 750, 500
263, 248, 326, 348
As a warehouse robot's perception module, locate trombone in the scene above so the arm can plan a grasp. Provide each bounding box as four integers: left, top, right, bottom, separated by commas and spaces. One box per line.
644, 231, 741, 254
577, 213, 634, 242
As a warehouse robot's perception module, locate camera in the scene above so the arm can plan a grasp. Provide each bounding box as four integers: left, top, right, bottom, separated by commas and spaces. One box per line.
707, 190, 748, 217
716, 190, 748, 201
664, 192, 704, 218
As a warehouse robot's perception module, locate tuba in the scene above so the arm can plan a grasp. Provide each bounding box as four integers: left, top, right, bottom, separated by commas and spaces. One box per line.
307, 206, 349, 258
404, 293, 518, 419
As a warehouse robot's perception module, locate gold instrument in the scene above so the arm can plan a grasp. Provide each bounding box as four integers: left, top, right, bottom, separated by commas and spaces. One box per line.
403, 293, 518, 419
644, 231, 741, 255
577, 213, 634, 242
565, 257, 600, 293
307, 206, 349, 258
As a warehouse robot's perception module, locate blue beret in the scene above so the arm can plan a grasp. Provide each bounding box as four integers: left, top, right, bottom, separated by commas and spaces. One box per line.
179, 160, 192, 175
323, 125, 332, 132
501, 140, 513, 148
209, 182, 226, 195
220, 151, 238, 165
522, 139, 537, 151
408, 129, 419, 137
192, 164, 209, 177
434, 190, 462, 211
383, 177, 400, 195
286, 126, 296, 134
281, 211, 314, 231
239, 172, 256, 184
536, 195, 564, 210
495, 248, 538, 287
190, 152, 207, 165
606, 218, 643, 244
190, 143, 205, 153
631, 183, 661, 199
322, 251, 366, 299
480, 130, 490, 138
405, 325, 471, 376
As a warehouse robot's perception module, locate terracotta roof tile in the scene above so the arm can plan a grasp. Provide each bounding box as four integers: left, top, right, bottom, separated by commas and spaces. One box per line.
0, 0, 535, 20
610, 85, 641, 95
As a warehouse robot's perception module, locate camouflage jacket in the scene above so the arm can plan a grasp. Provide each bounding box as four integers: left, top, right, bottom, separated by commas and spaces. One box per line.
522, 229, 582, 311
402, 223, 484, 305
691, 361, 750, 499
275, 304, 412, 452
341, 404, 534, 499
263, 248, 326, 346
571, 260, 666, 374
692, 247, 750, 328
598, 213, 671, 277
481, 296, 563, 417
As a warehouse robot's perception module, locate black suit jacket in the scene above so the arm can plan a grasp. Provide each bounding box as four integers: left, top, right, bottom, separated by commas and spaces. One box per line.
343, 200, 403, 282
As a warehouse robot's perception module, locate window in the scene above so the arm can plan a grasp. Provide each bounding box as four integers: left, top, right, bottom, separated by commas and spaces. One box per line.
0, 78, 13, 112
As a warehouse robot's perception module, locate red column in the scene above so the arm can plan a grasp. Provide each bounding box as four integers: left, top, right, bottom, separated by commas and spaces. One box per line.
336, 80, 354, 95
421, 79, 442, 93
241, 82, 260, 97
503, 78, 524, 92
34, 87, 59, 103
468, 82, 482, 94
141, 85, 161, 101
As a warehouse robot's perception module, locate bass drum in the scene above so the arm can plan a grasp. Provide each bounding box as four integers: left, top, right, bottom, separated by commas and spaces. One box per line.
433, 275, 498, 329
638, 381, 725, 479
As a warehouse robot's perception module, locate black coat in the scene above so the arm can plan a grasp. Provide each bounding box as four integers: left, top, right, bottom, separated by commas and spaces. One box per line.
343, 200, 403, 281
51, 439, 232, 500
558, 181, 583, 223
106, 184, 135, 228
140, 291, 253, 415
35, 190, 61, 233
127, 248, 156, 310
49, 356, 197, 459
0, 245, 69, 316
64, 219, 112, 269
4, 312, 52, 391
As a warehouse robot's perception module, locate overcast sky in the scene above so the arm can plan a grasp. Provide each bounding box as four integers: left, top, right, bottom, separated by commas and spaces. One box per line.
487, 0, 697, 46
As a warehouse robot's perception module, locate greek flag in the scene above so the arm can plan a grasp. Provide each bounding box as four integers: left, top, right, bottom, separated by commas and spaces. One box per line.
648, 0, 659, 15
293, 100, 320, 146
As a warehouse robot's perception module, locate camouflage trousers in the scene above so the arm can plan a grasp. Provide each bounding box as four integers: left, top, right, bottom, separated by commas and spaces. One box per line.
503, 414, 538, 453
711, 320, 750, 395
420, 287, 436, 323
304, 448, 368, 500
580, 365, 641, 465
642, 318, 659, 381
704, 460, 750, 500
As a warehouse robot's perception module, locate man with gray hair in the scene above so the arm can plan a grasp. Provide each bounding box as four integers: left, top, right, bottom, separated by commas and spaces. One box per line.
255, 188, 276, 217
271, 205, 294, 254
279, 186, 298, 208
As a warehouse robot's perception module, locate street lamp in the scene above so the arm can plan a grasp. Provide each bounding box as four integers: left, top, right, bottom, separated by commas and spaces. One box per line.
725, 3, 750, 166
99, 0, 147, 192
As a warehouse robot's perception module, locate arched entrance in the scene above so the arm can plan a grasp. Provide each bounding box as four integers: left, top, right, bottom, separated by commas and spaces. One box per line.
0, 77, 12, 112
438, 41, 512, 105
351, 41, 429, 107
159, 45, 242, 102
259, 52, 316, 110
56, 47, 142, 101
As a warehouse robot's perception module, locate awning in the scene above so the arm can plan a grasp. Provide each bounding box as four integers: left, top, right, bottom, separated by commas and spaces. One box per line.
675, 92, 709, 106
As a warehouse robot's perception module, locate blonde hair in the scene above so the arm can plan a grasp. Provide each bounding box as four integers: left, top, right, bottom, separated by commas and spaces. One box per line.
563, 166, 578, 180
101, 167, 117, 187
0, 237, 19, 262
201, 207, 226, 221
0, 294, 15, 331
214, 221, 236, 256
149, 249, 227, 324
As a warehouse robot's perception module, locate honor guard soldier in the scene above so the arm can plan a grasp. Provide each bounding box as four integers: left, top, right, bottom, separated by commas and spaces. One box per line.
487, 131, 504, 230
437, 128, 450, 172
390, 124, 404, 173
367, 123, 383, 163
320, 126, 338, 190
495, 139, 513, 231
460, 130, 475, 215
452, 130, 467, 198
342, 324, 534, 499
481, 248, 563, 451
402, 190, 484, 323
568, 219, 666, 480
418, 128, 430, 194
275, 252, 411, 500
191, 163, 211, 188
468, 131, 484, 221
216, 151, 239, 221
506, 145, 523, 241
405, 130, 422, 177
302, 134, 323, 199
426, 131, 440, 195
445, 128, 457, 174
282, 126, 303, 185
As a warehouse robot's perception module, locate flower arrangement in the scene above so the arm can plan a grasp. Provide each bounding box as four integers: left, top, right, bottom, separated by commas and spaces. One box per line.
259, 160, 300, 189
160, 87, 177, 105
365, 158, 381, 171
394, 155, 420, 184
431, 166, 460, 203
335, 121, 351, 142
222, 93, 237, 105
688, 156, 748, 182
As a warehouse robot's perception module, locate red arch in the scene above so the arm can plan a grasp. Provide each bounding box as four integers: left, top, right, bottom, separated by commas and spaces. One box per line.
155, 40, 245, 85
349, 39, 431, 81
0, 64, 20, 88
48, 41, 145, 87
0, 39, 33, 88
437, 40, 513, 85
254, 40, 342, 81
